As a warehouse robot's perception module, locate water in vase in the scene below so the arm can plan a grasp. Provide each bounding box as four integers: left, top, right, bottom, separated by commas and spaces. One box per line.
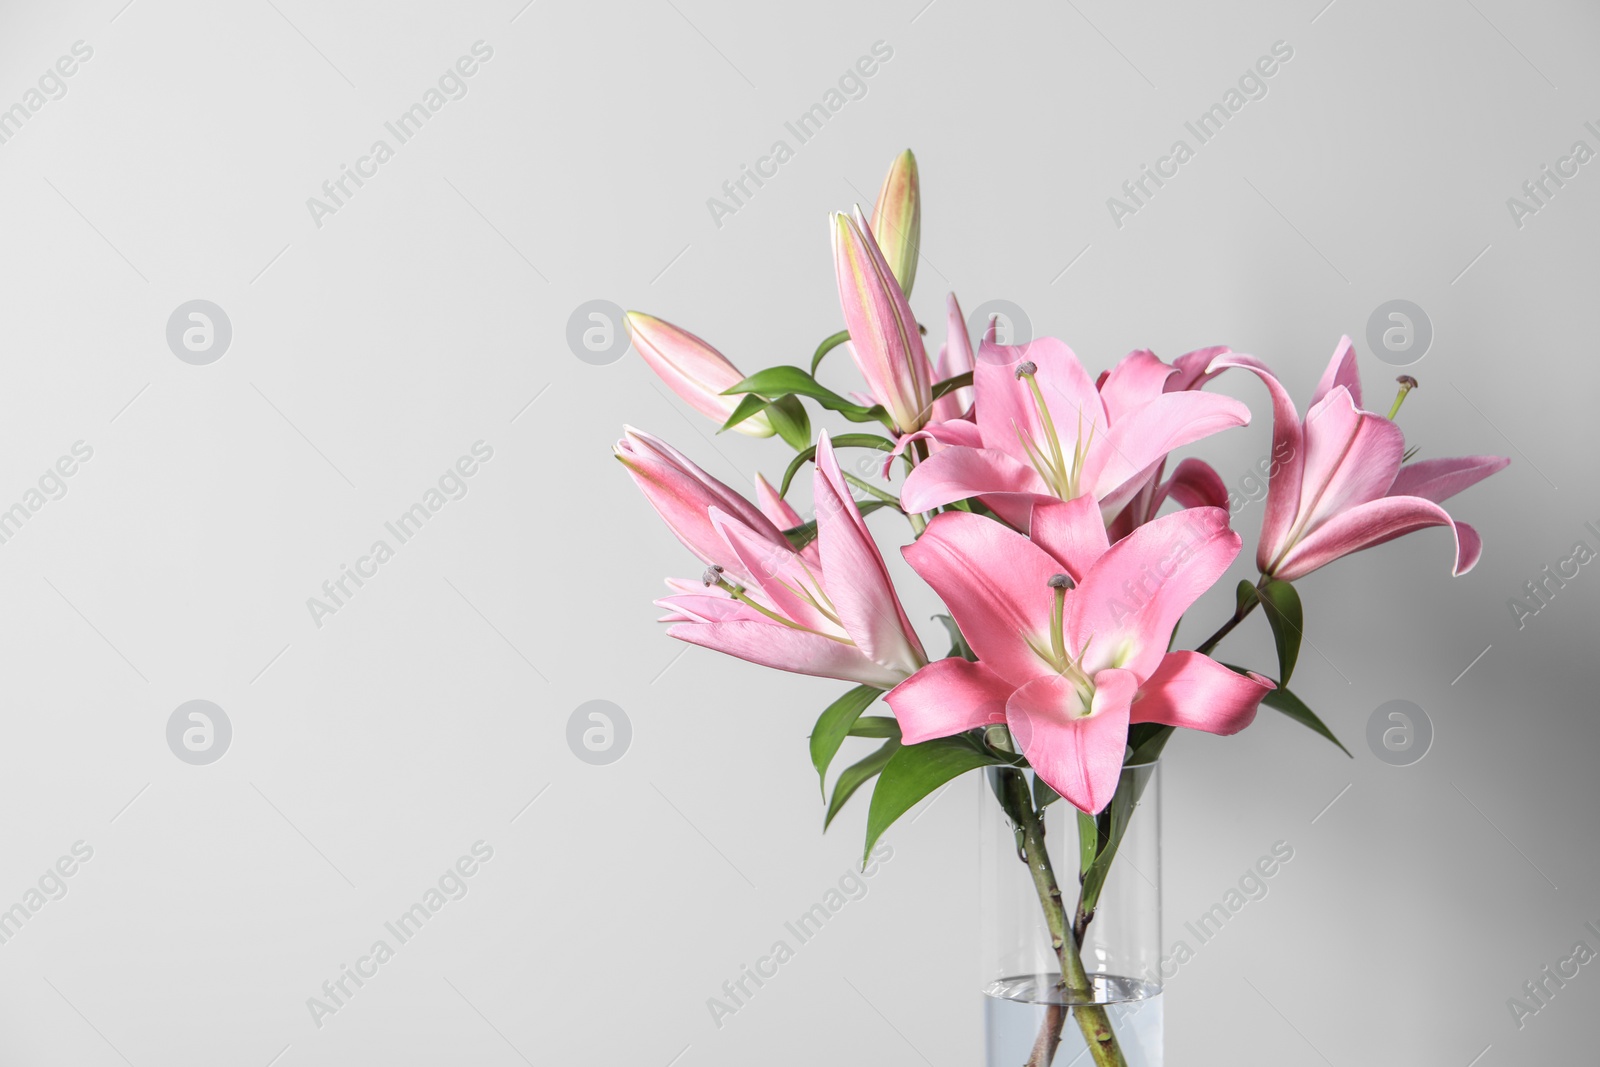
984, 973, 1162, 1066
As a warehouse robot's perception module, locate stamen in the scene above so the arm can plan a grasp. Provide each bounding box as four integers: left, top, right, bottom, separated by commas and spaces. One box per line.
1013, 360, 1037, 379
1048, 574, 1069, 666
701, 565, 725, 587
1387, 375, 1419, 420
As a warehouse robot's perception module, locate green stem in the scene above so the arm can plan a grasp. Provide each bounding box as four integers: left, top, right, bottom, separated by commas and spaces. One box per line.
1194, 580, 1264, 656
999, 770, 1127, 1067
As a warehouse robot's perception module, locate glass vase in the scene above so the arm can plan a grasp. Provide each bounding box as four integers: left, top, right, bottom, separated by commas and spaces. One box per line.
980, 760, 1163, 1067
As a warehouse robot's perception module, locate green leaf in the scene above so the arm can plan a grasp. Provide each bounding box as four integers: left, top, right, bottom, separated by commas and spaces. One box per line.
1079, 767, 1154, 913
1033, 773, 1061, 811
766, 394, 811, 452
777, 433, 896, 497
932, 613, 976, 662
863, 736, 1007, 862
1125, 723, 1175, 767
725, 366, 894, 428
930, 370, 973, 402
810, 329, 851, 375
1222, 665, 1352, 758
1256, 579, 1304, 685
825, 739, 899, 829
719, 392, 771, 434
1077, 809, 1099, 875
809, 685, 881, 796
1234, 578, 1257, 619
849, 716, 900, 739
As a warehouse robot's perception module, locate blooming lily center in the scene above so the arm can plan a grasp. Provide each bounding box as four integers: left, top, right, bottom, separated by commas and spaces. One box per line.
1013, 362, 1094, 500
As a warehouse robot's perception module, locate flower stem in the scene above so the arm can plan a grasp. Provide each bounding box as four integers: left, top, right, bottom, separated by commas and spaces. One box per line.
999, 770, 1128, 1067
1194, 580, 1265, 656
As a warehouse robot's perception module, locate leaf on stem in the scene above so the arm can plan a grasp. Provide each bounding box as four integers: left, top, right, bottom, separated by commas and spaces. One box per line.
809, 685, 881, 796
825, 738, 900, 829
932, 613, 976, 662
765, 394, 811, 452
1256, 579, 1304, 685
777, 433, 896, 497
810, 329, 851, 375
1222, 665, 1352, 757
863, 735, 1008, 863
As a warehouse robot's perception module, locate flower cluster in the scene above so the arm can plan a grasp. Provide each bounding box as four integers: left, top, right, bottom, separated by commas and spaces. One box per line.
615, 150, 1507, 820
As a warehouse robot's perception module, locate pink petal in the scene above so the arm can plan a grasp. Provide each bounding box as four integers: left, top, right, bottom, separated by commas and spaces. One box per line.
1205, 353, 1306, 574
1028, 495, 1110, 581
1069, 507, 1241, 680
1167, 346, 1231, 392
1292, 387, 1404, 542
929, 293, 976, 423
901, 511, 1063, 687
667, 620, 906, 688
884, 658, 1013, 744
833, 210, 931, 433
881, 417, 983, 477
616, 427, 787, 582
655, 590, 763, 624
1310, 335, 1363, 410
1099, 349, 1176, 423
754, 473, 804, 530
974, 337, 1103, 469
1087, 390, 1251, 511
710, 509, 837, 634
625, 314, 774, 437
1388, 455, 1510, 504
1006, 670, 1136, 815
1130, 652, 1272, 735
1162, 457, 1230, 510
815, 435, 927, 675
900, 444, 1052, 514
1273, 496, 1484, 581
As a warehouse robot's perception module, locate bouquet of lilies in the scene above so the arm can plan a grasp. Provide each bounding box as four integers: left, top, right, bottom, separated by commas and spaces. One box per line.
615, 150, 1508, 1066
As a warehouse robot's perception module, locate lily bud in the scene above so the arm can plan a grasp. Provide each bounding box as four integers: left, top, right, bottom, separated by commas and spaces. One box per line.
831, 208, 932, 434
624, 312, 774, 437
870, 149, 920, 297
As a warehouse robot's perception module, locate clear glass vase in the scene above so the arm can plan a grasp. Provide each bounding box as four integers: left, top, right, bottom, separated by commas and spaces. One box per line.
980, 761, 1163, 1067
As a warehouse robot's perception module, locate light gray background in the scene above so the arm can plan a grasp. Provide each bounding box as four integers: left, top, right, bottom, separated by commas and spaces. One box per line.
1, 0, 1596, 1064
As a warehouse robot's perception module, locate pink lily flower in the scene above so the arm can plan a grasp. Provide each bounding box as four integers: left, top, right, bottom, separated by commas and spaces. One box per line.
657, 434, 928, 689
832, 208, 934, 434
885, 499, 1273, 813
1210, 338, 1510, 581
879, 294, 980, 477
625, 312, 775, 437
614, 427, 790, 586
1103, 346, 1234, 539
900, 340, 1251, 528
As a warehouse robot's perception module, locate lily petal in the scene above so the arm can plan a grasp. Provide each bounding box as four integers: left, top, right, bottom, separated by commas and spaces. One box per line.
1388, 455, 1511, 504
815, 434, 927, 675
1070, 507, 1241, 680
1130, 651, 1272, 735
900, 444, 1052, 515
1292, 387, 1404, 540
625, 313, 775, 437
1006, 670, 1137, 814
1162, 457, 1230, 511
901, 511, 1062, 687
1310, 335, 1363, 410
832, 209, 931, 433
1273, 495, 1484, 580
1099, 349, 1177, 423
1206, 353, 1307, 574
1028, 495, 1110, 582
1088, 390, 1251, 512
667, 620, 906, 688
884, 658, 1012, 744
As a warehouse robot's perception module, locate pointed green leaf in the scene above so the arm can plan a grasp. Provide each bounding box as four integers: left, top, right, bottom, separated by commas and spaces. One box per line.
932, 613, 976, 662
766, 394, 811, 452
863, 736, 1007, 862
1033, 773, 1061, 811
1125, 723, 1175, 767
809, 685, 880, 796
1257, 579, 1304, 685
719, 392, 771, 434
930, 370, 973, 402
849, 716, 900, 739
1222, 665, 1352, 757
810, 329, 851, 374
1235, 578, 1257, 619
825, 738, 899, 829
1077, 809, 1098, 875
